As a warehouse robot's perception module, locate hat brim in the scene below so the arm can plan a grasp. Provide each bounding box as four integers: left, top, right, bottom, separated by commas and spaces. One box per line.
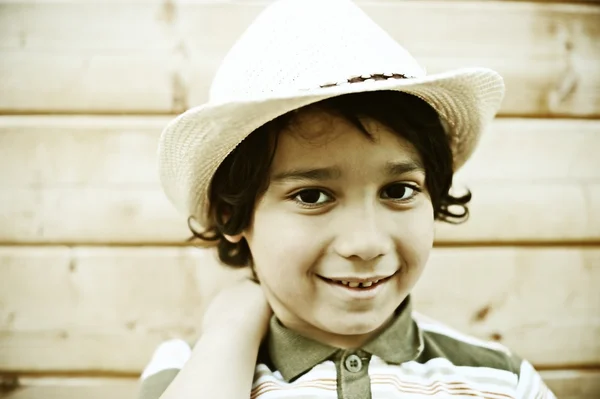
159, 67, 504, 225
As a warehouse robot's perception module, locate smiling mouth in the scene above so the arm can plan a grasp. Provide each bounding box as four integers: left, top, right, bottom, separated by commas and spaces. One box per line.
317, 272, 397, 289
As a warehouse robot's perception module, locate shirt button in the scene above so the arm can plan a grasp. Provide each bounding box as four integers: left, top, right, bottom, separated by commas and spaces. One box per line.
344, 354, 363, 373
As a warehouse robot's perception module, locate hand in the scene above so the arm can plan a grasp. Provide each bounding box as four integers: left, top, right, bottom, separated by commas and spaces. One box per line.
201, 278, 272, 342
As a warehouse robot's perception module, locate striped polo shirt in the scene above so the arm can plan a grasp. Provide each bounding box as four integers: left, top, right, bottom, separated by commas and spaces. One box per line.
138, 297, 555, 399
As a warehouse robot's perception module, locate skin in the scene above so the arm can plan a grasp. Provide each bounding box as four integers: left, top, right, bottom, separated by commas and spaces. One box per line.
226, 106, 435, 349
160, 280, 271, 399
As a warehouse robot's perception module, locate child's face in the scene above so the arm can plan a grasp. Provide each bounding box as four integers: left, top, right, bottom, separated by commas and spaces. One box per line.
240, 107, 434, 347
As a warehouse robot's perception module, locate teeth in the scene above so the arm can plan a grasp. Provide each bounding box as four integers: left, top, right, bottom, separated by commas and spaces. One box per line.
330, 279, 382, 288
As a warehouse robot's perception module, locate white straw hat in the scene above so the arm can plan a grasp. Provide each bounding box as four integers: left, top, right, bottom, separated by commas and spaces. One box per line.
158, 0, 505, 227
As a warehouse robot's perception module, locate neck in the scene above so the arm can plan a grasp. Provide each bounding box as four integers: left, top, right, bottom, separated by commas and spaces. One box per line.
278, 313, 395, 349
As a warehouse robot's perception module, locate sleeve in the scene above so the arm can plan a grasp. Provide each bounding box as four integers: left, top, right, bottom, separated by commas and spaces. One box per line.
513, 356, 557, 399
137, 339, 192, 399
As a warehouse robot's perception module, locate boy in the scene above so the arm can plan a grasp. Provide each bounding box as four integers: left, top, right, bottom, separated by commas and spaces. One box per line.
139, 0, 556, 398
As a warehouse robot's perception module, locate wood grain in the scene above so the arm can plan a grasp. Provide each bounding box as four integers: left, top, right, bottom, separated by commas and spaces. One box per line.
1, 116, 598, 244
0, 1, 598, 116
0, 246, 598, 373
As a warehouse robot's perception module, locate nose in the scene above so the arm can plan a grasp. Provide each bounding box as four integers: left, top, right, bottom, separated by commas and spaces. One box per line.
333, 206, 393, 261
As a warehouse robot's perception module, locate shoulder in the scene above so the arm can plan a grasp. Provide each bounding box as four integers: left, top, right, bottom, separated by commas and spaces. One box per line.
137, 339, 192, 399
409, 313, 556, 399
136, 338, 274, 399
413, 312, 519, 373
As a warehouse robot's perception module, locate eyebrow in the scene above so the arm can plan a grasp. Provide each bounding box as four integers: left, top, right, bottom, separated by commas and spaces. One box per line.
385, 160, 425, 176
272, 167, 342, 182
271, 160, 425, 182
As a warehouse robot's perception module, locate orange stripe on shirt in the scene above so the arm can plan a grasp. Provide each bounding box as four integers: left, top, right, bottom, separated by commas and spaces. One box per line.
251, 377, 516, 399
370, 376, 515, 399
251, 380, 337, 399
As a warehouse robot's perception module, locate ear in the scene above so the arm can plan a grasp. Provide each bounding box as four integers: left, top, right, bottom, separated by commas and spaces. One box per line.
223, 233, 244, 243
219, 205, 245, 244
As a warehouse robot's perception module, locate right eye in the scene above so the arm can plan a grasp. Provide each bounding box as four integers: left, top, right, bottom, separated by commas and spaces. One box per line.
292, 189, 332, 207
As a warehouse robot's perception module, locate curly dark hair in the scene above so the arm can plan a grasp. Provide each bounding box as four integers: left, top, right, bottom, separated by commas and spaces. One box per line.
190, 91, 471, 267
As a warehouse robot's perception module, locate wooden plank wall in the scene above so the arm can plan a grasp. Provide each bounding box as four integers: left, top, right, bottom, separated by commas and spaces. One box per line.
0, 1, 599, 398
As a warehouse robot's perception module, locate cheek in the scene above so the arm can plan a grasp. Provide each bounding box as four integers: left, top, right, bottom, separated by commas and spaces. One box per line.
396, 202, 435, 266
246, 209, 322, 280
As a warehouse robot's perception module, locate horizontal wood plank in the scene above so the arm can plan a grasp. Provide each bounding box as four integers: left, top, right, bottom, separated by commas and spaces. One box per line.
0, 247, 598, 373
2, 371, 599, 399
0, 116, 598, 244
2, 184, 599, 245
541, 370, 600, 399
0, 247, 242, 374
0, 377, 139, 399
0, 1, 598, 116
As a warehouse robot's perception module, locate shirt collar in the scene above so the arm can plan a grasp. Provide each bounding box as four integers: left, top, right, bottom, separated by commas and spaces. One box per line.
267, 295, 424, 382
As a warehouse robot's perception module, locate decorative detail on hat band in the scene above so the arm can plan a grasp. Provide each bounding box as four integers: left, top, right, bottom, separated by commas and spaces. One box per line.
320, 73, 415, 88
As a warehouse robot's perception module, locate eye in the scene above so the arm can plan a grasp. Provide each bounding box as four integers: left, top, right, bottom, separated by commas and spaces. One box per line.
293, 189, 332, 206
381, 183, 420, 201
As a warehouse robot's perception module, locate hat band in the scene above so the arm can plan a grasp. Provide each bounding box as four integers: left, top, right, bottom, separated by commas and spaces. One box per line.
319, 72, 415, 89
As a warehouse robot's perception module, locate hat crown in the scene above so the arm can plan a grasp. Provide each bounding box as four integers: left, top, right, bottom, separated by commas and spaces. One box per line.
209, 0, 425, 103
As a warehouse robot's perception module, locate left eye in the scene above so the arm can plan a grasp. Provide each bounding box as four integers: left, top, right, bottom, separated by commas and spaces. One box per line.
381, 184, 417, 200
294, 189, 331, 205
